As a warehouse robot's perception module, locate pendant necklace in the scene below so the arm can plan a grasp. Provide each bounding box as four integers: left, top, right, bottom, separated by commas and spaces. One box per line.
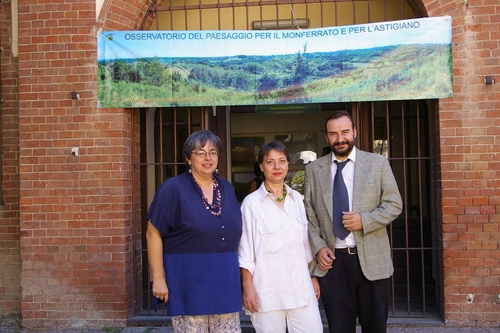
193, 174, 222, 216
267, 184, 287, 202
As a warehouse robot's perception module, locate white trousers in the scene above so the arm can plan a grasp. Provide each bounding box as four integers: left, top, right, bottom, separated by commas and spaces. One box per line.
249, 300, 323, 333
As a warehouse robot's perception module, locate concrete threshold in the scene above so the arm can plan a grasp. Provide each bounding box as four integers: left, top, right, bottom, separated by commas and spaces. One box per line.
128, 312, 444, 331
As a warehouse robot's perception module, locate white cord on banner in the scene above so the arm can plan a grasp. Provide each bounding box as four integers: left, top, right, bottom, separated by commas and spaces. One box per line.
289, 0, 302, 30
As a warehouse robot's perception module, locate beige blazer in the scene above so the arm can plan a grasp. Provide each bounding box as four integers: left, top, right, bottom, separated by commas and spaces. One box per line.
304, 148, 403, 281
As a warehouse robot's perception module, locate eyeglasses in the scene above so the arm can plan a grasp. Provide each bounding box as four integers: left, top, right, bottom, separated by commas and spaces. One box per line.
192, 150, 219, 158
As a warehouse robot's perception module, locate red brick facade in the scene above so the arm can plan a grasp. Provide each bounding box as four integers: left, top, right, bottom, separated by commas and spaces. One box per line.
422, 0, 500, 327
13, 0, 142, 328
0, 0, 499, 329
0, 0, 21, 317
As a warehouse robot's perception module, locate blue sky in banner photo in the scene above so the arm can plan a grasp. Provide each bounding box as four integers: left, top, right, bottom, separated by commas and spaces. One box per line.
97, 16, 451, 60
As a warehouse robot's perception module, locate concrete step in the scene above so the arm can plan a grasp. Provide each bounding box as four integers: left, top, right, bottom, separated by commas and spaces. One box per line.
128, 310, 444, 332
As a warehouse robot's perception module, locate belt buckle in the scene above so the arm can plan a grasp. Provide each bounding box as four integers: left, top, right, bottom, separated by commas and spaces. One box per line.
347, 246, 356, 255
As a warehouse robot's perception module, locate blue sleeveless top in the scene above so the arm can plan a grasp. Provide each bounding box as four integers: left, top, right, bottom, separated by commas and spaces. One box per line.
147, 172, 243, 316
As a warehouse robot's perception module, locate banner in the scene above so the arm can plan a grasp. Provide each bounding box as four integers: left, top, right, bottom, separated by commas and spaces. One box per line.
97, 16, 453, 108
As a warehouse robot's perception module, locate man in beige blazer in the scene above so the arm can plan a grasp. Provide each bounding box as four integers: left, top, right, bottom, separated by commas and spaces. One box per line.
304, 111, 402, 333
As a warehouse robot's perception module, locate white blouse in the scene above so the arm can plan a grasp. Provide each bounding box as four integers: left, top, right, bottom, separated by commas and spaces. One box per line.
238, 183, 316, 313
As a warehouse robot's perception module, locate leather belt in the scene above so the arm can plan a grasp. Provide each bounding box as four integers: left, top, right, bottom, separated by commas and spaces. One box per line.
334, 246, 357, 255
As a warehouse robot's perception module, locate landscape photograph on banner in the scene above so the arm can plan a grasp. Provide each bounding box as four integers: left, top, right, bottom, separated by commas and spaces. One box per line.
97, 16, 453, 108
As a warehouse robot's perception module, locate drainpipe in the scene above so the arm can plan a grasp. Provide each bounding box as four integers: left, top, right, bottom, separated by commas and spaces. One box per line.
0, 25, 4, 206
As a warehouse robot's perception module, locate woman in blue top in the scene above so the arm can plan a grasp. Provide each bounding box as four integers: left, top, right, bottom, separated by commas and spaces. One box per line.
146, 130, 243, 333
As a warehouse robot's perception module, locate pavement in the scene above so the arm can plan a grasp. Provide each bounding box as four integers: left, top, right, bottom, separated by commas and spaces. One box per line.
1, 313, 498, 333
118, 323, 500, 333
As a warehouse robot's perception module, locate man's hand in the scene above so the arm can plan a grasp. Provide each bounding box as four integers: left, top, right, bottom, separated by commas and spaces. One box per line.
317, 247, 335, 270
342, 211, 362, 231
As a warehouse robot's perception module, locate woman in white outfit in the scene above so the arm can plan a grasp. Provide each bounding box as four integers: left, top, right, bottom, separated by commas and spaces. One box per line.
238, 140, 323, 333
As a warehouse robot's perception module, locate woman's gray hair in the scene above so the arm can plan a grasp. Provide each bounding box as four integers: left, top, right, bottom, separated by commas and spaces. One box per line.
182, 130, 222, 162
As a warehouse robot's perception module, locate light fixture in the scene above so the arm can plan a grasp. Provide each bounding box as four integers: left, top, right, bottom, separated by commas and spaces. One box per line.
484, 76, 495, 85
252, 19, 308, 30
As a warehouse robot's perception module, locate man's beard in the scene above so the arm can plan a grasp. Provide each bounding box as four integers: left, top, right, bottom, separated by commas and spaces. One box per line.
331, 140, 354, 157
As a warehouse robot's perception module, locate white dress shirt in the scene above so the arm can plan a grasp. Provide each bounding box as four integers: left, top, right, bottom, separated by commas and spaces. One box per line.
331, 147, 357, 248
238, 183, 316, 313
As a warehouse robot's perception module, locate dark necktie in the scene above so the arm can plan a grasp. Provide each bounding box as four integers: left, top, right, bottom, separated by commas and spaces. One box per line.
333, 159, 350, 240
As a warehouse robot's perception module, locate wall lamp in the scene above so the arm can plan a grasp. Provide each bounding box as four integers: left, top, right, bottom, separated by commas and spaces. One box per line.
484, 76, 495, 85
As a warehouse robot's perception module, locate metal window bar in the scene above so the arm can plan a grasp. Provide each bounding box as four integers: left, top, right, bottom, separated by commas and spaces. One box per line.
415, 102, 427, 316
0, 27, 3, 206
400, 101, 411, 316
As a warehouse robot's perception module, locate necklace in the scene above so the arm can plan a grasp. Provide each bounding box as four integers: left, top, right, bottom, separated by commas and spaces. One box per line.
193, 174, 222, 216
267, 184, 287, 202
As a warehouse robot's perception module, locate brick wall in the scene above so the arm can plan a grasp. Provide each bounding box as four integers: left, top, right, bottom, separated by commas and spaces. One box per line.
16, 1, 141, 328
0, 0, 21, 317
423, 0, 500, 328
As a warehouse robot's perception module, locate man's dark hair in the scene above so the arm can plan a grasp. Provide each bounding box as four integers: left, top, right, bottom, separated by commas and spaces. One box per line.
324, 110, 355, 133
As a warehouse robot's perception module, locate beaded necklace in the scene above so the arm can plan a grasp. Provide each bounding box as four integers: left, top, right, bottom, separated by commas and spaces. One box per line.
193, 174, 222, 216
267, 184, 287, 202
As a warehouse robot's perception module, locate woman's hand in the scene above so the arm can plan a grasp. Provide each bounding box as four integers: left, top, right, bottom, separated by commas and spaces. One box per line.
152, 278, 169, 303
311, 277, 320, 300
146, 221, 169, 302
242, 284, 259, 313
240, 268, 259, 313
